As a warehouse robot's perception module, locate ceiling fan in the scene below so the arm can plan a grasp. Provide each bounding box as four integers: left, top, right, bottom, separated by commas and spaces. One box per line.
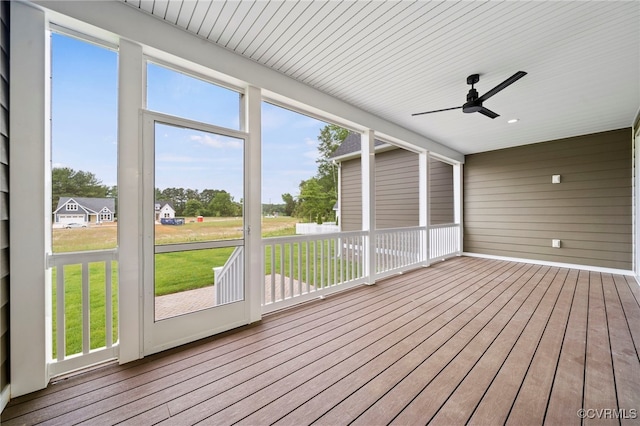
412, 71, 527, 119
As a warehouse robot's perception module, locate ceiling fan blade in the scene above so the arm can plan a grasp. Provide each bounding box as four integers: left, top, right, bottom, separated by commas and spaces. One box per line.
477, 71, 527, 102
411, 106, 462, 116
478, 107, 499, 119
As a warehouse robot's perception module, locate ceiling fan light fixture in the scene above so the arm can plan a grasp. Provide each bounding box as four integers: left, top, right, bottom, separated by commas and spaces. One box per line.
411, 71, 527, 119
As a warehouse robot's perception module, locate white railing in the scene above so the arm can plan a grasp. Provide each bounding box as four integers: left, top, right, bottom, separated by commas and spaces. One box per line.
429, 223, 461, 261
262, 230, 367, 313
46, 249, 118, 377
213, 246, 244, 306
295, 222, 340, 234
375, 226, 428, 279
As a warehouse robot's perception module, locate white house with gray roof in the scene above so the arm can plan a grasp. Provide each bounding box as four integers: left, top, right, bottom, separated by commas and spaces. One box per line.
53, 197, 116, 226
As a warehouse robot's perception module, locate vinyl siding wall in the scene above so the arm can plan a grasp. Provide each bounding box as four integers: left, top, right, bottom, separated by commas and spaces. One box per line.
0, 0, 9, 406
340, 149, 454, 231
464, 128, 632, 270
430, 158, 454, 224
375, 149, 419, 229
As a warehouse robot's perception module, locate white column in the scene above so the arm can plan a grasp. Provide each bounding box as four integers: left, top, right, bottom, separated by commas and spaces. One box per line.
9, 1, 49, 396
453, 162, 463, 254
243, 86, 262, 323
361, 130, 376, 283
117, 39, 144, 363
419, 152, 430, 265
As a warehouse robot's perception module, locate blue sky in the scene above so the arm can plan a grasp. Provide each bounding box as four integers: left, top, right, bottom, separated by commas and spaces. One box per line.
52, 33, 327, 204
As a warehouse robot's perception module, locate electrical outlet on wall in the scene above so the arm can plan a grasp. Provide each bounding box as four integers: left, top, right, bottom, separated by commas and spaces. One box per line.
552, 239, 561, 248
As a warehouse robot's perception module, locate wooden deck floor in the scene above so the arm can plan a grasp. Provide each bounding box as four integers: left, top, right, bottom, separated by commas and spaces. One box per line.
3, 257, 640, 425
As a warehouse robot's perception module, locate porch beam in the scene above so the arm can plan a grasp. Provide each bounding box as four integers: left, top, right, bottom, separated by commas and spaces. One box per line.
362, 130, 376, 284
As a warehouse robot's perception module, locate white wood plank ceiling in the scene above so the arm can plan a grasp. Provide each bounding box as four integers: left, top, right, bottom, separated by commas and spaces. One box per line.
121, 0, 639, 155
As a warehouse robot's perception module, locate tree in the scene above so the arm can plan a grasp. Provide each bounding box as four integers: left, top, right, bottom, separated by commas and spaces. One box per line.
316, 124, 348, 188
281, 193, 297, 216
52, 167, 109, 211
285, 124, 348, 221
208, 191, 241, 217
183, 199, 204, 217
295, 178, 334, 222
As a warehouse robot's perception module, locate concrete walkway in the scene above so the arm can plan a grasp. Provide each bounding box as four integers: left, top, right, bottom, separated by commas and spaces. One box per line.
155, 274, 313, 320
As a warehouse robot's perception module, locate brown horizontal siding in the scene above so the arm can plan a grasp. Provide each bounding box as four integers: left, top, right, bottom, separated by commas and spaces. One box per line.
340, 159, 362, 231
464, 128, 632, 270
430, 158, 454, 224
340, 149, 455, 230
375, 149, 419, 229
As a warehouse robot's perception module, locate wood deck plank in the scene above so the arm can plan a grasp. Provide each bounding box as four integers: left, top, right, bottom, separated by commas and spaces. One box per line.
390, 266, 556, 424
80, 262, 481, 425
615, 275, 640, 357
2, 257, 638, 426
544, 269, 590, 425
313, 262, 534, 426
233, 261, 520, 425
349, 264, 543, 426
156, 261, 509, 425
583, 272, 618, 426
469, 269, 577, 425
272, 261, 524, 426
430, 267, 566, 425
603, 274, 640, 425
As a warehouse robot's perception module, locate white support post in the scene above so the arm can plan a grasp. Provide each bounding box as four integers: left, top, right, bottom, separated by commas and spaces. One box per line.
9, 1, 49, 396
117, 39, 144, 364
454, 162, 463, 254
243, 85, 262, 323
361, 130, 376, 284
419, 152, 430, 266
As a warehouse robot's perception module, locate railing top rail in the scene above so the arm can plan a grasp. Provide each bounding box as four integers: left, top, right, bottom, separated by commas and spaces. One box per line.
428, 223, 460, 229
47, 249, 118, 267
375, 225, 427, 234
262, 229, 368, 245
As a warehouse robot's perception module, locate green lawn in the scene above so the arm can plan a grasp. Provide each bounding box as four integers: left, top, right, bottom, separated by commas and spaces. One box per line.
51, 263, 118, 359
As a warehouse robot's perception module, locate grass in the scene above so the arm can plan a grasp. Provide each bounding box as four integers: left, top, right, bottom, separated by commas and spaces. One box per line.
51, 216, 298, 358
51, 263, 119, 359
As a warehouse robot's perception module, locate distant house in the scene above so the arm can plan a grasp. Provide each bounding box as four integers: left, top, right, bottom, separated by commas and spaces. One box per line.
331, 132, 454, 231
155, 201, 175, 221
53, 197, 116, 225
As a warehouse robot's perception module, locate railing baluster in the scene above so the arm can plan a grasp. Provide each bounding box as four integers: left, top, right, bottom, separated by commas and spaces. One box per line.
297, 242, 302, 295
320, 240, 325, 289
288, 243, 294, 298
56, 265, 65, 361
279, 244, 285, 300
105, 260, 112, 348
81, 262, 90, 355
269, 245, 275, 304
